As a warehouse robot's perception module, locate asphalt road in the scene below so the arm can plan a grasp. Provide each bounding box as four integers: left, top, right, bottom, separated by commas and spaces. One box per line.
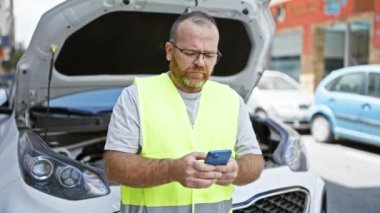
301, 135, 380, 213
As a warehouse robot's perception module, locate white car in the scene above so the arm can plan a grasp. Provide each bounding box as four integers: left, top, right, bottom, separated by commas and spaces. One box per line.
247, 70, 314, 130
0, 0, 325, 212
0, 88, 7, 106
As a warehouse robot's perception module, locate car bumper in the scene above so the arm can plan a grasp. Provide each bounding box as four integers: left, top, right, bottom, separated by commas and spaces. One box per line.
0, 178, 121, 213
0, 166, 324, 213
283, 120, 310, 130
233, 166, 325, 213
271, 110, 311, 130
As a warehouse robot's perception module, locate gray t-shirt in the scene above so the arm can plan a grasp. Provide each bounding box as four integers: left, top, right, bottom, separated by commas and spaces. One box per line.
105, 83, 262, 158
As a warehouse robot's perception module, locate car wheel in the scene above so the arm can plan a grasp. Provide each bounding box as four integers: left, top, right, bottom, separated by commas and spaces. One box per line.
311, 115, 333, 143
255, 109, 267, 119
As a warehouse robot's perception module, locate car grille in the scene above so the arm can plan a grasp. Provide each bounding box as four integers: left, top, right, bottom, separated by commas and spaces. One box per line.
233, 190, 308, 213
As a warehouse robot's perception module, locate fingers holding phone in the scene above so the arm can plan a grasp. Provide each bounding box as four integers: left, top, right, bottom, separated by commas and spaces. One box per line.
214, 158, 239, 186
173, 152, 221, 188
204, 149, 238, 186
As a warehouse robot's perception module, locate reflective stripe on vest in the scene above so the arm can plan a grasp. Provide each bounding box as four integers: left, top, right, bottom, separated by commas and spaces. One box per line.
121, 199, 232, 213
121, 74, 239, 211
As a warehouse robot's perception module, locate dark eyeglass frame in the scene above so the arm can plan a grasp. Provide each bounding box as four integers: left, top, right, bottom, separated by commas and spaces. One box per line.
169, 42, 222, 64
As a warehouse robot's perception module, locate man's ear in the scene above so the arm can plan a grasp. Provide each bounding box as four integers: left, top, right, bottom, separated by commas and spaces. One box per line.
165, 42, 173, 61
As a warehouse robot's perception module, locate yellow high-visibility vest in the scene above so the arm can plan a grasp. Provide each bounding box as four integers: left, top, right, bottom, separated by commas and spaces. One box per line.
121, 74, 240, 212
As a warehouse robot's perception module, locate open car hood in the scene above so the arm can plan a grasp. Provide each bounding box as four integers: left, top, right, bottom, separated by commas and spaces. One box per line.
15, 0, 274, 115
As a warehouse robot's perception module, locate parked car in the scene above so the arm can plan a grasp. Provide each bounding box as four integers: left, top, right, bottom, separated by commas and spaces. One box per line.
246, 70, 314, 130
309, 65, 380, 146
0, 0, 325, 212
0, 88, 7, 106
0, 74, 13, 106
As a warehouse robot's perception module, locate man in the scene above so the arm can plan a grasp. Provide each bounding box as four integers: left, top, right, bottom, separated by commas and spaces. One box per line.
104, 11, 264, 213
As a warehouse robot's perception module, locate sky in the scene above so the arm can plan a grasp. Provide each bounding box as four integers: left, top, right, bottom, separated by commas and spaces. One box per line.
14, 0, 65, 47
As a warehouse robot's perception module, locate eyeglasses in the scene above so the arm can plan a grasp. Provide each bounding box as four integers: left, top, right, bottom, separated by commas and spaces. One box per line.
170, 42, 222, 64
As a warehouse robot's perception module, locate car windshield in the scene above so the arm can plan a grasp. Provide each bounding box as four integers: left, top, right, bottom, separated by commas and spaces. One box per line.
258, 76, 298, 90
41, 88, 124, 114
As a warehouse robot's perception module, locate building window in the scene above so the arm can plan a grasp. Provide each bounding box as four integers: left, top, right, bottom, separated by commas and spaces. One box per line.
269, 56, 301, 81
324, 20, 370, 75
269, 32, 302, 81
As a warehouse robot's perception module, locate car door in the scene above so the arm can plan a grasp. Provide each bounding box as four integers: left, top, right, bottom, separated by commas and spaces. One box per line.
358, 71, 380, 144
327, 72, 365, 134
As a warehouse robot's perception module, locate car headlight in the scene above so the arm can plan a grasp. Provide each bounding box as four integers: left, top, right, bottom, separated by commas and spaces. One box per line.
18, 129, 110, 200
272, 126, 308, 172
27, 156, 54, 180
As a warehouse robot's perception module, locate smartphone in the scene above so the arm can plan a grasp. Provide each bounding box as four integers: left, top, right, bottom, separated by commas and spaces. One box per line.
205, 149, 232, 165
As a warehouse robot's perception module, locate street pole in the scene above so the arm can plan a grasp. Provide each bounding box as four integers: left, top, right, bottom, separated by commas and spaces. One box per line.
344, 22, 351, 67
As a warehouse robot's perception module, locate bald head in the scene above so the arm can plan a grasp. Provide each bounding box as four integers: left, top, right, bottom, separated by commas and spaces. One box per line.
169, 11, 219, 42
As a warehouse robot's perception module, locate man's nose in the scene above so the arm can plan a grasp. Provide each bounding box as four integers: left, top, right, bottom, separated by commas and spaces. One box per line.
193, 53, 206, 66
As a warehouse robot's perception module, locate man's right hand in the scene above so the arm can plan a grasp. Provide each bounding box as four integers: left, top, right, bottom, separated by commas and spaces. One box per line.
105, 151, 224, 188
171, 152, 222, 188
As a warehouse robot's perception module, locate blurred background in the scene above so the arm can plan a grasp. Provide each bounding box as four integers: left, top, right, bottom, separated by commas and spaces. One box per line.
2, 0, 380, 91
1, 1, 380, 212
0, 0, 63, 76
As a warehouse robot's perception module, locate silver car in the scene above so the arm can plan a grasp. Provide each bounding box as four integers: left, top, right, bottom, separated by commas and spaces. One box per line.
247, 70, 314, 130
0, 0, 325, 212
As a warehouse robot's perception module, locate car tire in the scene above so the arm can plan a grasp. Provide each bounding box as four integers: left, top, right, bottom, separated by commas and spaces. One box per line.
311, 115, 333, 143
254, 109, 267, 119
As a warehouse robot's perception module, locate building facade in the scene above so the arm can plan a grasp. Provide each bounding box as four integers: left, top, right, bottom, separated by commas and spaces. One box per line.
269, 0, 380, 91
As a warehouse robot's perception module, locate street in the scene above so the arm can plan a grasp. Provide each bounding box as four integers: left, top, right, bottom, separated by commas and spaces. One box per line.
301, 135, 380, 213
